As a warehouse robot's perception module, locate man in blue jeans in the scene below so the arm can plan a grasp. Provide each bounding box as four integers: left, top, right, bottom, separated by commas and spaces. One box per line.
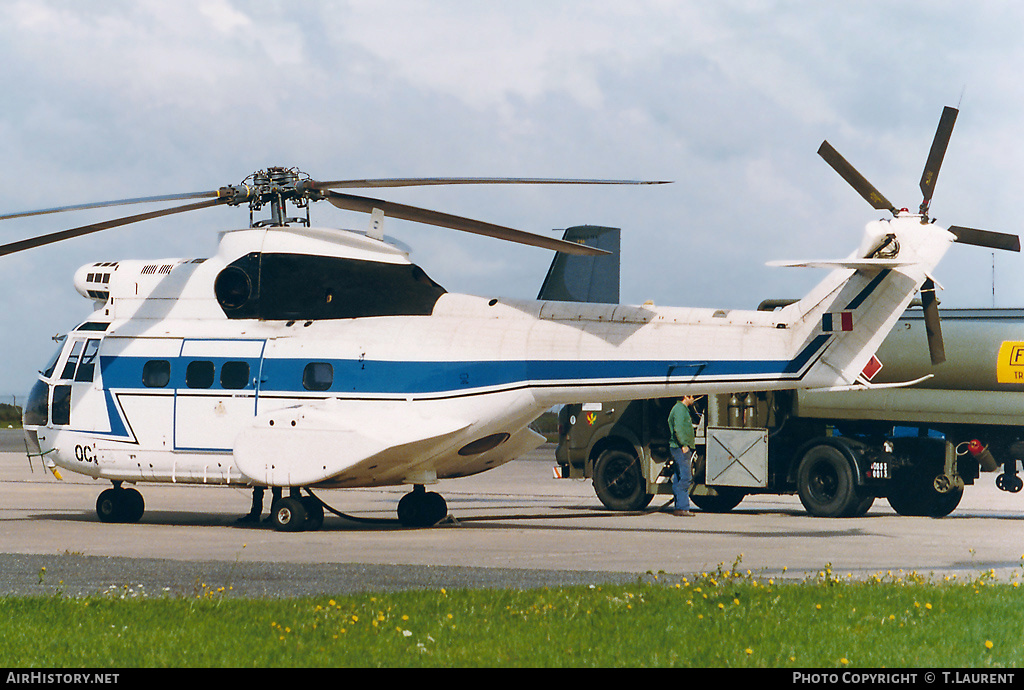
668, 395, 697, 516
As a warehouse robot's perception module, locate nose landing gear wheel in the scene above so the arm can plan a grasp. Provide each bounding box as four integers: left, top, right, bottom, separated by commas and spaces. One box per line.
96, 484, 145, 523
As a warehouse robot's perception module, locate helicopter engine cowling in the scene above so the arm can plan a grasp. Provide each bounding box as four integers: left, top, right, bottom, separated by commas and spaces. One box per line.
73, 261, 120, 301
73, 258, 201, 303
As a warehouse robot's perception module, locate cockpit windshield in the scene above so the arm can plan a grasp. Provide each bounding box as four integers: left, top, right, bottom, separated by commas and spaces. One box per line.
39, 342, 64, 379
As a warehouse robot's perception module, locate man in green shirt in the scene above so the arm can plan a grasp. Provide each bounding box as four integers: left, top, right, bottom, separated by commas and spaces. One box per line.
668, 395, 697, 516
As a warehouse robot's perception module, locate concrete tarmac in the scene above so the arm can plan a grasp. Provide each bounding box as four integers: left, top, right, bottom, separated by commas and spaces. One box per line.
2, 429, 1024, 597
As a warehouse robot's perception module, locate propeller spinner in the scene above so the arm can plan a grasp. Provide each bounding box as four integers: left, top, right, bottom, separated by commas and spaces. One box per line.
818, 106, 1020, 366
0, 167, 670, 258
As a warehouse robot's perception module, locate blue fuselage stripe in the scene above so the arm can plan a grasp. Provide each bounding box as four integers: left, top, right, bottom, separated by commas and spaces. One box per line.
97, 336, 830, 396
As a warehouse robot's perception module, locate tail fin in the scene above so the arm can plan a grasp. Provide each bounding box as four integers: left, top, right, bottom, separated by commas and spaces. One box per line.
537, 225, 620, 303
772, 214, 956, 390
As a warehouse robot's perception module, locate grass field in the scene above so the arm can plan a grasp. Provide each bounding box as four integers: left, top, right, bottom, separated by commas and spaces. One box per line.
4, 562, 1023, 668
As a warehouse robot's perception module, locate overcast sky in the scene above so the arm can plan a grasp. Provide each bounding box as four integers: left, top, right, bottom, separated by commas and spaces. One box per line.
1, 1, 1023, 398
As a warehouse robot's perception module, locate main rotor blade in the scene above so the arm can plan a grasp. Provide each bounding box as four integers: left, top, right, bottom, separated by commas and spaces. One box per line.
0, 190, 221, 222
817, 141, 897, 214
919, 106, 959, 212
920, 277, 946, 366
0, 197, 230, 257
312, 177, 672, 190
324, 190, 609, 256
948, 225, 1021, 252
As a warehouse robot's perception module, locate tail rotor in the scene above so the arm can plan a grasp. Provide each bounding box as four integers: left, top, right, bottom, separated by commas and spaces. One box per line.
818, 105, 1019, 366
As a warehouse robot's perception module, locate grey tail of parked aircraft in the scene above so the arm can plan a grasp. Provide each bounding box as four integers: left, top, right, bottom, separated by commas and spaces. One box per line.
537, 225, 620, 303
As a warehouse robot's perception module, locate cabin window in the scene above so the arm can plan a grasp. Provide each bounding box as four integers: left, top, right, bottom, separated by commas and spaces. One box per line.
220, 361, 250, 390
185, 360, 215, 389
142, 360, 171, 388
302, 362, 333, 391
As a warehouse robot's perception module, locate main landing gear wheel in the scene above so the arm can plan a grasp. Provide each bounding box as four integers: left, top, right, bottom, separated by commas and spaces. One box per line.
268, 491, 328, 532
271, 496, 307, 532
301, 495, 325, 530
397, 485, 448, 527
95, 483, 145, 523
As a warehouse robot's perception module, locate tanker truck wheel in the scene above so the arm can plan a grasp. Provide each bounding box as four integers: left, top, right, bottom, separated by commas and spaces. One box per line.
593, 449, 653, 511
887, 460, 963, 517
795, 440, 864, 517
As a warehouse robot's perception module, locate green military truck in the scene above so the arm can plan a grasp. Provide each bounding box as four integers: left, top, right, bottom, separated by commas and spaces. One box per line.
555, 305, 1024, 517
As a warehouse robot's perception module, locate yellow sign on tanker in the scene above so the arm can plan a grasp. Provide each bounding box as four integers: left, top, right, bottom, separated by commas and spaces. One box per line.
997, 342, 1024, 383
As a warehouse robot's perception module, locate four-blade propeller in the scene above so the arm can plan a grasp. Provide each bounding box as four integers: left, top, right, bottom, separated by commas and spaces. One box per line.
0, 171, 671, 258
818, 105, 1020, 366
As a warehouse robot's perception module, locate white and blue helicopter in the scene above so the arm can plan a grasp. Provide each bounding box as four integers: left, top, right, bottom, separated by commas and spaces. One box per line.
8, 107, 1018, 530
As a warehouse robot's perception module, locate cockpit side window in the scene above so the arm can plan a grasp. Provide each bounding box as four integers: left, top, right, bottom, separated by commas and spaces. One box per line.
74, 340, 101, 382
59, 341, 83, 380
51, 385, 71, 426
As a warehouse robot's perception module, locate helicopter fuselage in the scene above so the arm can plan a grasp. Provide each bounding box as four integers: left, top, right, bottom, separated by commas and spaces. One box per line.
24, 220, 934, 491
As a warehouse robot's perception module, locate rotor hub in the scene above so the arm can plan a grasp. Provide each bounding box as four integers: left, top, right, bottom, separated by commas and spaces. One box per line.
215, 167, 318, 227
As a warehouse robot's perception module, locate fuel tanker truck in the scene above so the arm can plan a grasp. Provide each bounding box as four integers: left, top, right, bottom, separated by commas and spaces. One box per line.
554, 304, 1024, 517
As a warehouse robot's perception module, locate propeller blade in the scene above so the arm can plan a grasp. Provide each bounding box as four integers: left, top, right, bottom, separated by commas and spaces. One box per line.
919, 106, 959, 213
920, 277, 946, 366
324, 190, 609, 256
311, 177, 671, 190
817, 141, 897, 214
948, 225, 1021, 252
0, 197, 230, 257
0, 190, 221, 222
